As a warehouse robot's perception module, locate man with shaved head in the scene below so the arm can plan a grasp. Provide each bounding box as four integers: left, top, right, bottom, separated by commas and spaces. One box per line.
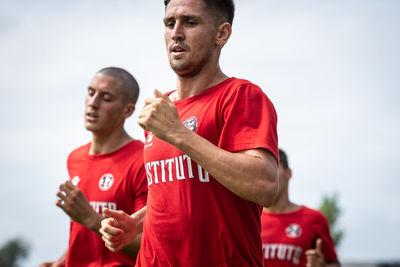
40, 67, 147, 267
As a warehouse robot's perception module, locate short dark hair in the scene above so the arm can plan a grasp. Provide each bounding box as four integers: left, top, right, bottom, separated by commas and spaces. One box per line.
279, 149, 289, 169
97, 67, 139, 104
164, 0, 235, 26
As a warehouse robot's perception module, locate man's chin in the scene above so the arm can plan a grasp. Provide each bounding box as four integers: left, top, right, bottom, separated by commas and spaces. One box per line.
171, 64, 197, 78
170, 61, 187, 72
85, 123, 98, 132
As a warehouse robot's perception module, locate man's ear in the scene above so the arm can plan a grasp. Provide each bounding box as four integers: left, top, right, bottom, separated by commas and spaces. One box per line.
215, 22, 232, 47
287, 168, 293, 180
123, 103, 135, 119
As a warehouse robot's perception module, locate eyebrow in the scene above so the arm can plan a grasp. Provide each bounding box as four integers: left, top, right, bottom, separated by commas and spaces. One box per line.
163, 14, 202, 23
87, 87, 114, 96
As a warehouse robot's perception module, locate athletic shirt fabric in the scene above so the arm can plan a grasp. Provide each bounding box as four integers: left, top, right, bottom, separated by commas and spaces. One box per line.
261, 206, 338, 267
65, 140, 148, 267
137, 77, 278, 267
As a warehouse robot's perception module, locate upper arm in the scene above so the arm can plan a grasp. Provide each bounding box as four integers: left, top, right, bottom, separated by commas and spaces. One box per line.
219, 83, 278, 160
132, 161, 148, 212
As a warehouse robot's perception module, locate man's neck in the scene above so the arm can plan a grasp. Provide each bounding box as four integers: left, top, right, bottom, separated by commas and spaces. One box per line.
89, 129, 132, 155
264, 191, 300, 214
172, 66, 228, 101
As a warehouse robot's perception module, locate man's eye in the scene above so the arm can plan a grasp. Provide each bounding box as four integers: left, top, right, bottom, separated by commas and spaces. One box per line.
103, 96, 112, 102
166, 21, 175, 28
88, 89, 95, 96
187, 21, 197, 26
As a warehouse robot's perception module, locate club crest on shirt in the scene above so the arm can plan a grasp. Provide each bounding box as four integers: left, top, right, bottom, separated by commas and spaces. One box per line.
285, 223, 302, 238
71, 176, 80, 186
183, 116, 198, 132
98, 173, 114, 191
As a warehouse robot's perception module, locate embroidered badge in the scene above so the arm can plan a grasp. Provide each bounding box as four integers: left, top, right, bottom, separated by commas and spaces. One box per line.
183, 116, 198, 132
98, 173, 114, 191
285, 223, 302, 238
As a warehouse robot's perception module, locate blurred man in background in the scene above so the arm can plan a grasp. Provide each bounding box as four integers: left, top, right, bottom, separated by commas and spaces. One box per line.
261, 148, 340, 267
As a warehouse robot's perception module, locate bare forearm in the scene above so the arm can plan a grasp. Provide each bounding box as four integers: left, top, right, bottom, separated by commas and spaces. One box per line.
121, 233, 142, 257
129, 206, 147, 234
120, 207, 147, 256
82, 210, 104, 235
169, 128, 278, 206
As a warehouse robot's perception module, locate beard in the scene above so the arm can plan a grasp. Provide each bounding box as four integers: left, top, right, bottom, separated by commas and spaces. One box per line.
169, 52, 211, 78
169, 58, 191, 74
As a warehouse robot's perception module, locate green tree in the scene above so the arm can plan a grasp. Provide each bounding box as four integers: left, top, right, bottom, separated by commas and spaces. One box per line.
319, 193, 344, 247
0, 238, 30, 267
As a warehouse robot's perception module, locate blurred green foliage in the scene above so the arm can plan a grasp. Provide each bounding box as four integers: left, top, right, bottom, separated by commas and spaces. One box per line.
0, 237, 30, 267
319, 193, 344, 247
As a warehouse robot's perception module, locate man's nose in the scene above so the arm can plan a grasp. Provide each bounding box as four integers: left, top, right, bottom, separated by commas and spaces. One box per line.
171, 21, 184, 41
87, 93, 100, 108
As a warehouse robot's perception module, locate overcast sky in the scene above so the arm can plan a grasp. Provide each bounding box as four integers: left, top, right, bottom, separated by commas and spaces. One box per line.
0, 0, 399, 265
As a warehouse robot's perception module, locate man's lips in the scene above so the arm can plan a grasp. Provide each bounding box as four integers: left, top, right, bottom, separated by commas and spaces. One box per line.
86, 112, 98, 122
172, 45, 185, 52
171, 43, 188, 56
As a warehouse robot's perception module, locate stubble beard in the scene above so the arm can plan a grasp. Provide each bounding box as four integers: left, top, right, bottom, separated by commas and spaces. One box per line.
169, 52, 211, 78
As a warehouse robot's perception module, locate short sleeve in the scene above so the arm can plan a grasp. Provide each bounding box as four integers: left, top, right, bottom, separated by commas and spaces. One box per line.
132, 163, 148, 212
126, 142, 148, 213
317, 213, 339, 262
219, 83, 278, 161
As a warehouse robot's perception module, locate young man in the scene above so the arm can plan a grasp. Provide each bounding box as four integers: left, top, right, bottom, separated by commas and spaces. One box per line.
100, 1, 278, 266
40, 67, 148, 267
261, 149, 340, 267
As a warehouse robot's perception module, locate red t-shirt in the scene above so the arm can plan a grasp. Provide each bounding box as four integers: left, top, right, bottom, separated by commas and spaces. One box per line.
65, 140, 148, 267
137, 77, 278, 267
261, 206, 338, 267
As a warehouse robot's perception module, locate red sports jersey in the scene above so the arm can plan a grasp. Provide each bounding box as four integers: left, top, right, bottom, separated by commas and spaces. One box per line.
261, 206, 338, 267
65, 140, 148, 267
137, 78, 278, 267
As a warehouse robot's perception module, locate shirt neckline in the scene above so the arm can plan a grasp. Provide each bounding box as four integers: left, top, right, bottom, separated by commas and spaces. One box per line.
167, 77, 235, 105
